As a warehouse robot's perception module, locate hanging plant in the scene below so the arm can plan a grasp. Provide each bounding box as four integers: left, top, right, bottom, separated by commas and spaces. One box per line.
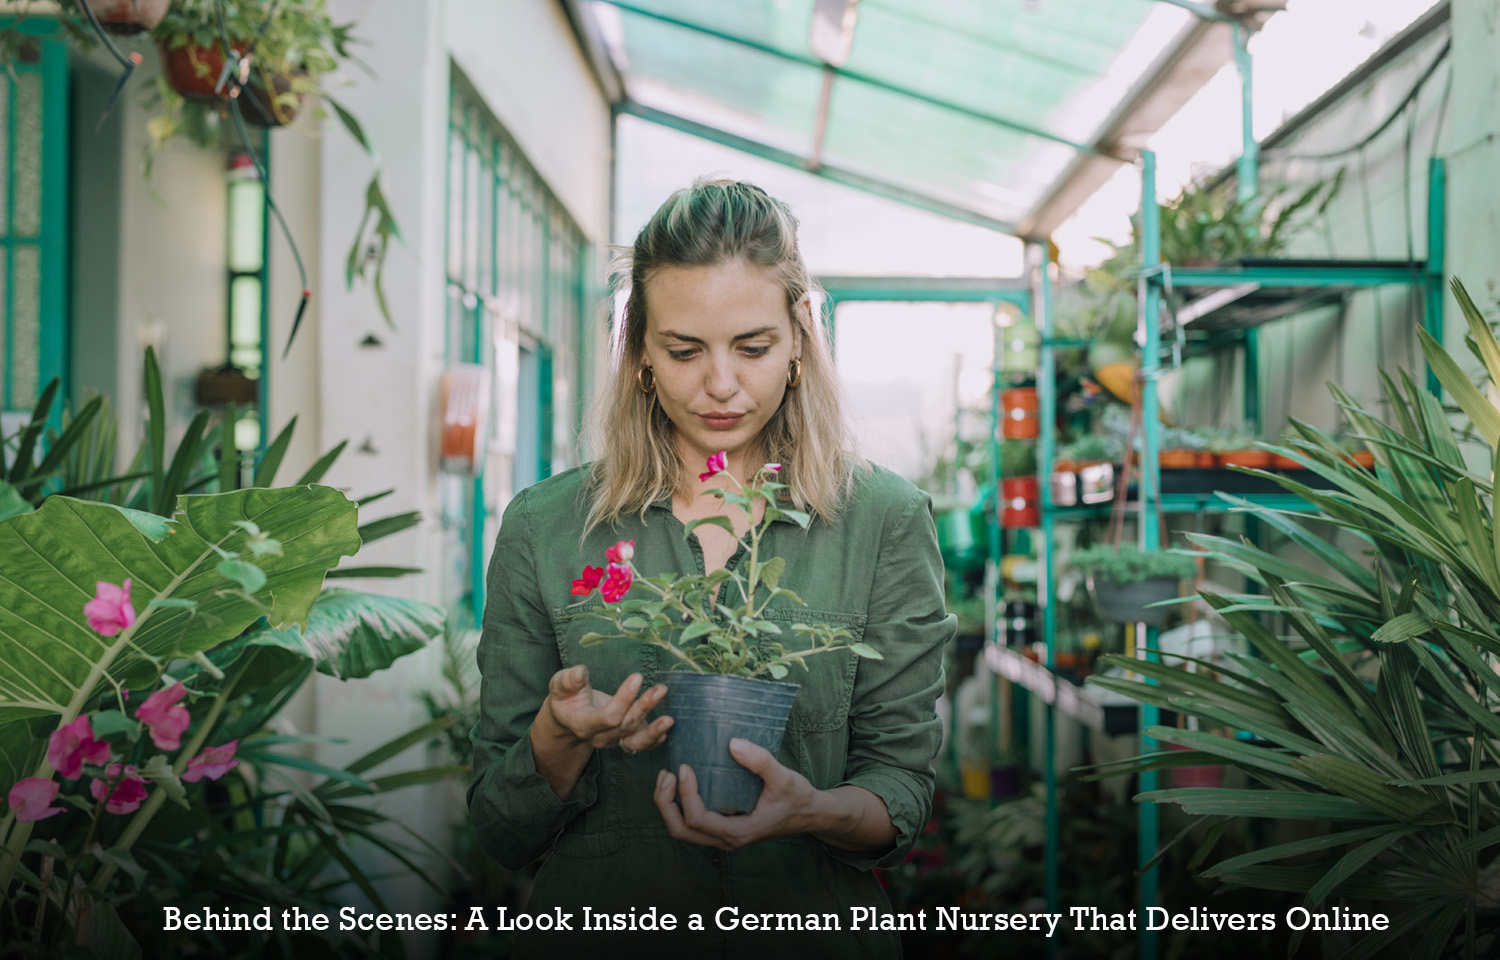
143, 0, 401, 352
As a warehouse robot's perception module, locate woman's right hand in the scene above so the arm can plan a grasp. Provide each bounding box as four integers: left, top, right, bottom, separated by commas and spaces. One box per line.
538, 664, 673, 754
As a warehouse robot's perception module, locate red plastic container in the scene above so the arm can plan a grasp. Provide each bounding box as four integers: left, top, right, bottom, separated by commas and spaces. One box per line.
1001, 476, 1039, 528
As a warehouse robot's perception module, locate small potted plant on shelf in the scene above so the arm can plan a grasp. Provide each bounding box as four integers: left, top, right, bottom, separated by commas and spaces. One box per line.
1158, 426, 1207, 470
1056, 433, 1120, 507
567, 452, 883, 815
1209, 427, 1271, 470
1070, 543, 1196, 627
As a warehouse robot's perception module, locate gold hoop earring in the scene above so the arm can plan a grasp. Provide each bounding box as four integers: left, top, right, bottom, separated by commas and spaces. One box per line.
637, 365, 656, 394
787, 358, 802, 389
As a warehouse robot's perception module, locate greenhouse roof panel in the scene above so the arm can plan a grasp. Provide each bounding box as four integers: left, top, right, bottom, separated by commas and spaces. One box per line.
584, 0, 1227, 235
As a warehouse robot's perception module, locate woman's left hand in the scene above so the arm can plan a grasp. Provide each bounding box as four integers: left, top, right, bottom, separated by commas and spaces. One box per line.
653, 738, 820, 850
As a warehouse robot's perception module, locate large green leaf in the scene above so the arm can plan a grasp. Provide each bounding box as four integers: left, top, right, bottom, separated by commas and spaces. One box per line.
0, 486, 360, 727
233, 587, 444, 681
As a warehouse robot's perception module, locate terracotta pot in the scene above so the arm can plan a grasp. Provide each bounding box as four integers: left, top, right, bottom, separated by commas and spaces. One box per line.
1159, 449, 1198, 469
95, 0, 170, 33
1270, 453, 1303, 470
1219, 449, 1271, 470
1352, 449, 1376, 469
1195, 450, 1217, 468
160, 41, 246, 102
1000, 387, 1039, 440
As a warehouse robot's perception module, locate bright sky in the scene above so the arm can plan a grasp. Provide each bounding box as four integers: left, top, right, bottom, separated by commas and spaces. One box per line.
615, 0, 1444, 480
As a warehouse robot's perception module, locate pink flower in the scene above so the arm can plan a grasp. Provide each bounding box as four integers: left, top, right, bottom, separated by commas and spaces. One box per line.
600, 563, 633, 604
182, 741, 240, 783
84, 579, 136, 637
605, 540, 635, 564
90, 763, 148, 815
47, 715, 111, 781
7, 778, 63, 822
570, 565, 605, 596
135, 682, 190, 751
698, 450, 728, 482
763, 463, 782, 473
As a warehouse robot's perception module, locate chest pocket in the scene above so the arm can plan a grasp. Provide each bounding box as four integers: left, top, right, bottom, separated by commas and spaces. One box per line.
759, 609, 865, 733
548, 603, 662, 694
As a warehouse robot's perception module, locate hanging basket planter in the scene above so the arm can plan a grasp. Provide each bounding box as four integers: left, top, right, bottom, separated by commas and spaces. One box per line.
93, 0, 171, 34
1091, 576, 1180, 626
159, 41, 246, 102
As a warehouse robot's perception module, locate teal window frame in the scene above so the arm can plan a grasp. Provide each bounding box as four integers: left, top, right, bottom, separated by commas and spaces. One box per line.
0, 18, 68, 416
444, 69, 590, 621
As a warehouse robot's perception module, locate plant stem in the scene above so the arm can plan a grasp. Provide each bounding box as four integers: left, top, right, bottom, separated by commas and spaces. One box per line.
87, 665, 242, 895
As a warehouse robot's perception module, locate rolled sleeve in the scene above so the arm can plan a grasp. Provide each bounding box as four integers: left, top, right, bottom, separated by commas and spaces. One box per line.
467, 488, 601, 870
827, 488, 952, 871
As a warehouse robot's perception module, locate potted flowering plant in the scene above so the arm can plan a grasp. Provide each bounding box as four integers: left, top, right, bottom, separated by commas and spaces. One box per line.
567, 452, 883, 814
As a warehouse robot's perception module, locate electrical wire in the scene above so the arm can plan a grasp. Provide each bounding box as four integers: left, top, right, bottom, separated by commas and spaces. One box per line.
1261, 39, 1450, 163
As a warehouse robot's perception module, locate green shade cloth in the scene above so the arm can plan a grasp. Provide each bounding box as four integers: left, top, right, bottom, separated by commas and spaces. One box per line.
598, 0, 1174, 226
468, 463, 953, 958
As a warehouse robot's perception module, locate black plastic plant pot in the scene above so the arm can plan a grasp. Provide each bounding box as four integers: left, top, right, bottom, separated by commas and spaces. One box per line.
1092, 577, 1180, 626
662, 672, 800, 815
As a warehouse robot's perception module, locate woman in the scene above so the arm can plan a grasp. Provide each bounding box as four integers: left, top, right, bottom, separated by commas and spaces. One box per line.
468, 179, 952, 958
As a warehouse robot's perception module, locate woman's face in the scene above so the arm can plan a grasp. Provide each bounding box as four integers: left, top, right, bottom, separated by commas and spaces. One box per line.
641, 260, 802, 477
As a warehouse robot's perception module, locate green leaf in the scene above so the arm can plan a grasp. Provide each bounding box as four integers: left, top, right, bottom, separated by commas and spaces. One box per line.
1291, 754, 1448, 824
781, 508, 811, 529
684, 515, 735, 538
1418, 326, 1500, 446
296, 440, 348, 485
767, 663, 788, 680
757, 555, 786, 592
1370, 612, 1431, 644
1304, 825, 1419, 906
1201, 823, 1408, 878
91, 844, 148, 887
138, 754, 188, 810
0, 480, 33, 521
848, 642, 882, 660
1137, 787, 1393, 821
342, 716, 458, 778
680, 621, 717, 642
358, 511, 421, 545
253, 416, 298, 488
230, 588, 443, 681
89, 710, 140, 740
0, 487, 359, 730
325, 565, 425, 579
217, 558, 267, 595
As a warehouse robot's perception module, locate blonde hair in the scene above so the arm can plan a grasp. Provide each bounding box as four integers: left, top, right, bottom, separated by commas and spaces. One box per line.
585, 178, 862, 533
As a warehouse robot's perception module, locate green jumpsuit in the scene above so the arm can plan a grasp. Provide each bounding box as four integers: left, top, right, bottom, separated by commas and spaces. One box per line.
468, 464, 952, 958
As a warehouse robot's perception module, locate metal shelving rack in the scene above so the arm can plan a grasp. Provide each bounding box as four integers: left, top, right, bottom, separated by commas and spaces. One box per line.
1007, 147, 1444, 960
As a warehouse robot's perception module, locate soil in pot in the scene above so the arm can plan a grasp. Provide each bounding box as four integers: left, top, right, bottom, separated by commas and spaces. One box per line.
662, 672, 799, 815
1092, 576, 1180, 626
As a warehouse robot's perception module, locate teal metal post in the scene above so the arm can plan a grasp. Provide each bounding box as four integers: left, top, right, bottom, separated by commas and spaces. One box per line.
1232, 25, 1258, 202
37, 26, 68, 414
1138, 150, 1163, 960
1425, 157, 1446, 396
1035, 241, 1059, 926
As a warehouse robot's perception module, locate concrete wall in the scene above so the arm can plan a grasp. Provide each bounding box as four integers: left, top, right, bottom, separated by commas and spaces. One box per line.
1161, 13, 1453, 443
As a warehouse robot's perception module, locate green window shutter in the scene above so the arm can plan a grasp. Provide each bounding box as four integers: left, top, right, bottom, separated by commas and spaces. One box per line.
1, 20, 67, 416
